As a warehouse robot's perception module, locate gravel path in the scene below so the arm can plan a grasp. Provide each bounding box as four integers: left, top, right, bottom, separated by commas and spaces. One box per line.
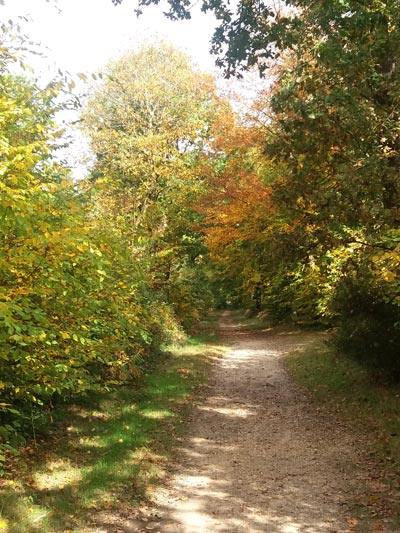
131, 311, 368, 533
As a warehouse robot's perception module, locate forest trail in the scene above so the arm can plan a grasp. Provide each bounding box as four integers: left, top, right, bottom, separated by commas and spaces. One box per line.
131, 312, 368, 533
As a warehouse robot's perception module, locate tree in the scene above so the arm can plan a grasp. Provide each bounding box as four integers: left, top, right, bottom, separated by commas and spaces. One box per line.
112, 1, 400, 79
195, 105, 274, 308
0, 69, 150, 413
125, 0, 400, 368
245, 3, 400, 360
82, 43, 223, 324
0, 36, 181, 456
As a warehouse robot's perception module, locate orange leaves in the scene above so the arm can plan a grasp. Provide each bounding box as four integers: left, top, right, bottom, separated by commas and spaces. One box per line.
204, 172, 272, 249
196, 111, 273, 257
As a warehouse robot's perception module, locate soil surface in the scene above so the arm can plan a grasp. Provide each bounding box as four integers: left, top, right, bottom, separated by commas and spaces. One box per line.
105, 312, 380, 532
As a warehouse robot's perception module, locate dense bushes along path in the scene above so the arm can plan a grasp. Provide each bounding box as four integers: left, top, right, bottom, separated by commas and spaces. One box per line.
112, 312, 394, 533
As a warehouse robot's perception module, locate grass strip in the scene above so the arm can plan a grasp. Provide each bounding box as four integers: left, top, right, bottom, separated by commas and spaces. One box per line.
0, 335, 225, 533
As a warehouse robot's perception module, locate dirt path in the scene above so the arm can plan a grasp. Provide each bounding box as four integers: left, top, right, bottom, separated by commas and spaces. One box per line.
133, 312, 369, 532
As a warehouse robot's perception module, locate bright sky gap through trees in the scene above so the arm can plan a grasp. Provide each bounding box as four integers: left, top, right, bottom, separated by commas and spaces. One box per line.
1, 0, 219, 75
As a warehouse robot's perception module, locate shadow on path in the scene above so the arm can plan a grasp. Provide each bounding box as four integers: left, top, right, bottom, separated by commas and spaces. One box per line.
101, 312, 365, 533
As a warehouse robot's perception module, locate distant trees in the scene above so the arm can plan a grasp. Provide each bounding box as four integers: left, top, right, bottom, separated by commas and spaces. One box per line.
82, 43, 224, 325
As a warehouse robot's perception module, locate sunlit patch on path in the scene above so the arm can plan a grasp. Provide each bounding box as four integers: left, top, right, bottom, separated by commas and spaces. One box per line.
141, 311, 366, 532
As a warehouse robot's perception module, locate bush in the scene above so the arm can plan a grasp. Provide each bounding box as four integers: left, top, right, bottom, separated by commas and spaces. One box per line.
332, 259, 400, 378
265, 266, 324, 326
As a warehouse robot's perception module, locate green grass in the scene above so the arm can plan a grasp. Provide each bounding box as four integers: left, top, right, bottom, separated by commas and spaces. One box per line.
0, 336, 226, 533
284, 335, 400, 530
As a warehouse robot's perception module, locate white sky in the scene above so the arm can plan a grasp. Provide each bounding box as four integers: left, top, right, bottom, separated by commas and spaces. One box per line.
1, 0, 219, 75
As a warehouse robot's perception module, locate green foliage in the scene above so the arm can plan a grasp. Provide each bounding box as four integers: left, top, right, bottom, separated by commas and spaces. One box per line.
3, 0, 400, 475
173, 0, 400, 375
331, 251, 400, 377
82, 43, 221, 327
0, 38, 189, 467
0, 68, 158, 392
0, 32, 234, 470
259, 2, 400, 367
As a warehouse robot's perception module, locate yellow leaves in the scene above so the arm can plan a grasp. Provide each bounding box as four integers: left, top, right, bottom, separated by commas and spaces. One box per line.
0, 43, 185, 463
381, 270, 396, 283
371, 248, 400, 286
83, 44, 222, 235
75, 243, 88, 253
90, 247, 102, 257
